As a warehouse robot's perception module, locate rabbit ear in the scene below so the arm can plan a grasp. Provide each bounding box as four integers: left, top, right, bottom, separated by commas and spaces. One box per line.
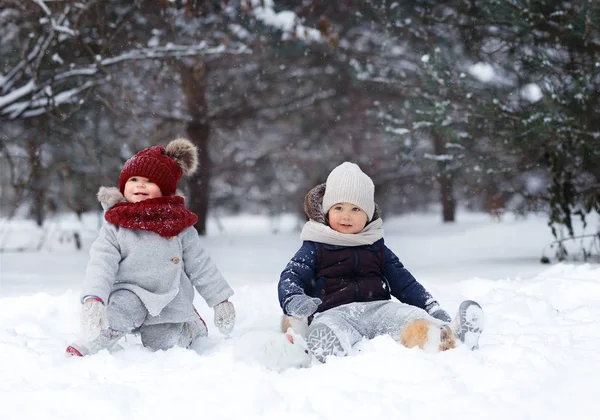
165, 137, 198, 176
285, 333, 295, 344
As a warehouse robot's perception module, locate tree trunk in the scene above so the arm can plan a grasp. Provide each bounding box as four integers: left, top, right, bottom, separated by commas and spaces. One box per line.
180, 61, 211, 235
432, 131, 455, 223
439, 172, 455, 222
27, 137, 45, 227
186, 123, 210, 235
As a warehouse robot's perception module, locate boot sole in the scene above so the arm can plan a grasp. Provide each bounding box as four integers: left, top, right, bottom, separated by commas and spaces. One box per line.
306, 324, 345, 363
456, 300, 484, 350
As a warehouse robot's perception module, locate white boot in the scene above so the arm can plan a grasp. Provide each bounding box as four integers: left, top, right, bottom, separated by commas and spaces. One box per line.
452, 300, 484, 350
66, 328, 124, 357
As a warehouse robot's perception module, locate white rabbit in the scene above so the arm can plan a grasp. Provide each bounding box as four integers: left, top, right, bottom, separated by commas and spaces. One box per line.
234, 329, 312, 372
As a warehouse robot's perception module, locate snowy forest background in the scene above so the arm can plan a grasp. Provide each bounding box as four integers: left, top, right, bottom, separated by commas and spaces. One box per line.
1, 0, 599, 260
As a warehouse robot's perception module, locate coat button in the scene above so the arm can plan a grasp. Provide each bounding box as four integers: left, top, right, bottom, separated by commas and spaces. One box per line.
172, 257, 180, 264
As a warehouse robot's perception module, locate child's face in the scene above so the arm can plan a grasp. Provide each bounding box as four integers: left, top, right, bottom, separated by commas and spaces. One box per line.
123, 176, 163, 202
327, 202, 368, 234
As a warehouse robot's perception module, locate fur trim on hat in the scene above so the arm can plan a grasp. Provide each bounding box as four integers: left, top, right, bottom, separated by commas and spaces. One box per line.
97, 186, 126, 210
304, 183, 381, 225
165, 138, 198, 176
97, 186, 186, 210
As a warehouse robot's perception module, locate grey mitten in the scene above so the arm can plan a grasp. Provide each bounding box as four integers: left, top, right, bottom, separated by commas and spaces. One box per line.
429, 307, 452, 323
285, 295, 322, 318
214, 300, 235, 335
81, 299, 108, 341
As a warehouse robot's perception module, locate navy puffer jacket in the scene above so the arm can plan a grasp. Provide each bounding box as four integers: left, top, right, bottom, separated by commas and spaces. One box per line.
278, 238, 440, 315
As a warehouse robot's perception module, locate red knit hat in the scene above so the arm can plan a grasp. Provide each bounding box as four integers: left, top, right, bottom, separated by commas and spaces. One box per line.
118, 138, 198, 196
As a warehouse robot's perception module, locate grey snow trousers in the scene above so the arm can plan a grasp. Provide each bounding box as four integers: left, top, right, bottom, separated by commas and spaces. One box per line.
308, 300, 442, 356
107, 289, 205, 351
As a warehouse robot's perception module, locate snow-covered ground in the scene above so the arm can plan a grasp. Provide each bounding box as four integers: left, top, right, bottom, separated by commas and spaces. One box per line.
1, 211, 599, 420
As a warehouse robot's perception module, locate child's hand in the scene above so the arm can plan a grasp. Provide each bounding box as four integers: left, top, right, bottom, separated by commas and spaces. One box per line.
429, 308, 452, 323
81, 298, 108, 341
285, 295, 322, 318
214, 300, 235, 335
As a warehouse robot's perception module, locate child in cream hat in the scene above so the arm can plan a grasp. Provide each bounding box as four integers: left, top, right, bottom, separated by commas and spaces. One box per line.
278, 162, 484, 363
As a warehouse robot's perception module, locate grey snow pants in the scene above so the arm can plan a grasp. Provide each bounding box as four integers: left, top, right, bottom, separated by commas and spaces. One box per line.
308, 300, 442, 355
107, 289, 204, 351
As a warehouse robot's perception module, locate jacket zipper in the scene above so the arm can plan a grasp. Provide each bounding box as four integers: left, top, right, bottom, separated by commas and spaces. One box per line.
353, 249, 359, 298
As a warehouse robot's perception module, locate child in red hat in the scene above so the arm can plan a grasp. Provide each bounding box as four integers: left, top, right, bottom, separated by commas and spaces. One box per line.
66, 138, 235, 356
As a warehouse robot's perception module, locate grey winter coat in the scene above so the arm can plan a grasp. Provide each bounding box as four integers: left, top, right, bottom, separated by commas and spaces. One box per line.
81, 188, 233, 325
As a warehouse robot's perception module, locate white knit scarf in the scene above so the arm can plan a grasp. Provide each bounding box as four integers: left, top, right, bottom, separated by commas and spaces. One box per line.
300, 218, 384, 246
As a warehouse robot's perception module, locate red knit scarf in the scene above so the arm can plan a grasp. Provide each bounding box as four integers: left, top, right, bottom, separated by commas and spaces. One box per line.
105, 196, 198, 237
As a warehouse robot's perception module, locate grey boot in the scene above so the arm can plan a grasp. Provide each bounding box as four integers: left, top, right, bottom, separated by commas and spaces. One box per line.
306, 324, 346, 363
66, 328, 124, 357
452, 300, 484, 350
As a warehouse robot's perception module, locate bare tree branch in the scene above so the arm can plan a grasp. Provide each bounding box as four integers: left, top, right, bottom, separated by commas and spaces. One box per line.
1, 43, 250, 119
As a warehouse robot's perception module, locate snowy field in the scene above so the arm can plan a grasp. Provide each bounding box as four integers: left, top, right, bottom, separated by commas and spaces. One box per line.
1, 210, 599, 420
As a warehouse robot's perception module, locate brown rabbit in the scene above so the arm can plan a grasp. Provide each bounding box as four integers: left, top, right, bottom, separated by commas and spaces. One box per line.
400, 319, 456, 352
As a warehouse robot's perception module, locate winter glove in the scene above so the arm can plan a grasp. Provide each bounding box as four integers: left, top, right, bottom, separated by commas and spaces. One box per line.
214, 300, 235, 335
285, 294, 322, 318
80, 298, 108, 341
429, 307, 452, 323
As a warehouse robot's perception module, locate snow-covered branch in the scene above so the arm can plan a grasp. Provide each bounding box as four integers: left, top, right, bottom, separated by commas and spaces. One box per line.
32, 0, 52, 16
0, 42, 249, 120
98, 42, 244, 66
424, 153, 454, 161
1, 0, 257, 120
3, 80, 102, 119
250, 0, 322, 43
0, 80, 37, 110
254, 88, 338, 120
2, 3, 73, 93
386, 127, 410, 135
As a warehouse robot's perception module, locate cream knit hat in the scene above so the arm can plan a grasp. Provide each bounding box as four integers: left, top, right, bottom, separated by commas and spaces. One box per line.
322, 162, 375, 221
